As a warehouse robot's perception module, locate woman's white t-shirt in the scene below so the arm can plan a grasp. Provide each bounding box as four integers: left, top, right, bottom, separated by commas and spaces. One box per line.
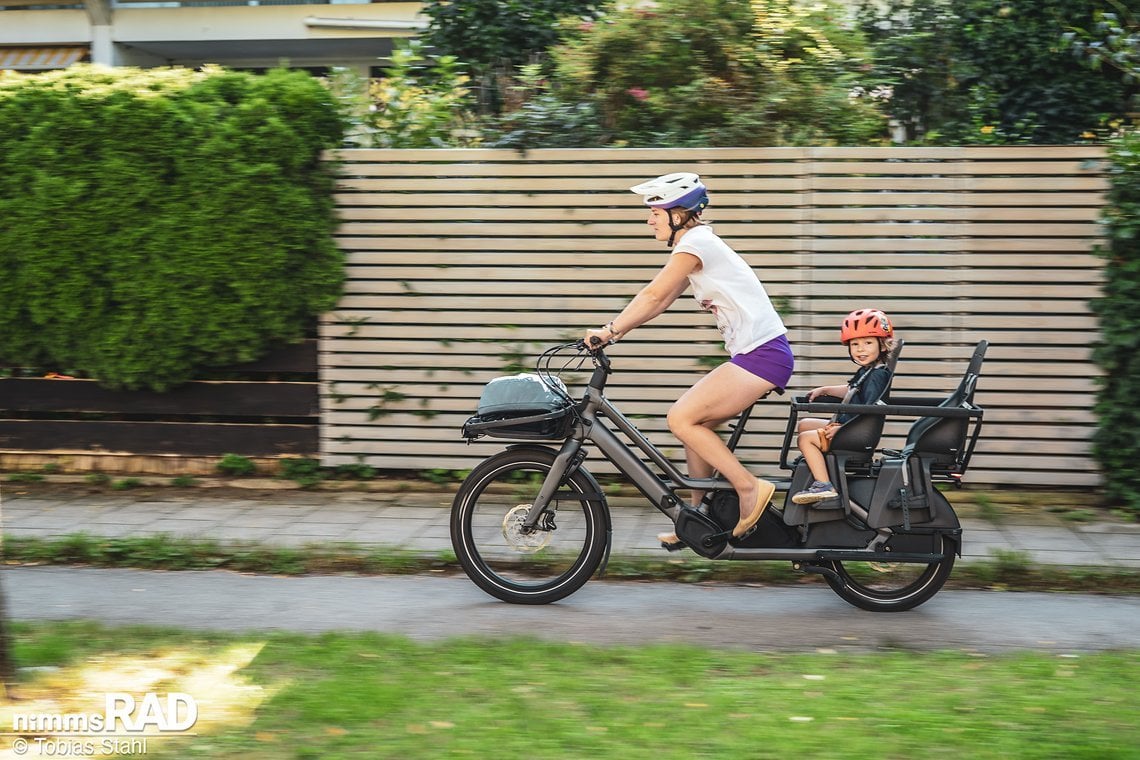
671, 224, 786, 356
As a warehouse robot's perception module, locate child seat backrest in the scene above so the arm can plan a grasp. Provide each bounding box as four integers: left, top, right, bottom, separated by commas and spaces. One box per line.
828, 340, 904, 459
902, 340, 987, 469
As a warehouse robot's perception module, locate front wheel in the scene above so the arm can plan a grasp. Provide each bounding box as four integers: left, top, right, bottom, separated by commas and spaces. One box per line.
450, 446, 610, 604
823, 534, 957, 612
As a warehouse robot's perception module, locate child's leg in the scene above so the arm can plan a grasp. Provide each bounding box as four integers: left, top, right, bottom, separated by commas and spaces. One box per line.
796, 419, 831, 484
792, 418, 839, 505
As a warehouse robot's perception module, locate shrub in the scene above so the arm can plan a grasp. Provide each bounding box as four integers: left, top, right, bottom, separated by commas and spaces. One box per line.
858, 0, 1137, 143
420, 0, 604, 114
516, 0, 887, 147
1092, 129, 1140, 516
216, 454, 256, 476
328, 42, 481, 149
0, 65, 345, 390
278, 456, 324, 487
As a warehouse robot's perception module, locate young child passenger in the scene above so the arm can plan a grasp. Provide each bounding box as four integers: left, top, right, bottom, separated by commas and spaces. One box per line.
791, 309, 896, 505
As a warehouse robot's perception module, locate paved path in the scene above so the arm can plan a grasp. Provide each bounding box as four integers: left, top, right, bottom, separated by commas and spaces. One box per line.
9, 566, 1140, 652
1, 485, 1139, 568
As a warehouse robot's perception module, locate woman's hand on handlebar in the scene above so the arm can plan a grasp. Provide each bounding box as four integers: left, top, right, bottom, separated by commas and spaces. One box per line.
583, 328, 612, 351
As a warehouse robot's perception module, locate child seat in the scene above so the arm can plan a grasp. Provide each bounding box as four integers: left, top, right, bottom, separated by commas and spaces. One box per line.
863, 340, 987, 529
898, 339, 987, 480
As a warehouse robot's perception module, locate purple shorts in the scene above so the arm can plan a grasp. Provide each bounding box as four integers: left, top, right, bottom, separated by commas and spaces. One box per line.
730, 334, 794, 390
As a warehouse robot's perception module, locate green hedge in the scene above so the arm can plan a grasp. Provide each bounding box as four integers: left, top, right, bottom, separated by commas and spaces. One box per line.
1094, 130, 1140, 515
0, 65, 345, 390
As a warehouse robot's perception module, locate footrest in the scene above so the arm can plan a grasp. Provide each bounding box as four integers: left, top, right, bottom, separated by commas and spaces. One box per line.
810, 496, 843, 510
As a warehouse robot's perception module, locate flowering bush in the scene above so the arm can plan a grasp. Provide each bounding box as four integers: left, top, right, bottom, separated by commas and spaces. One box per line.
367, 41, 480, 148
521, 0, 887, 146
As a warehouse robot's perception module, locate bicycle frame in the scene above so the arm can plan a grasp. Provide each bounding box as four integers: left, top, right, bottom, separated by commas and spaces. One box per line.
519, 348, 727, 526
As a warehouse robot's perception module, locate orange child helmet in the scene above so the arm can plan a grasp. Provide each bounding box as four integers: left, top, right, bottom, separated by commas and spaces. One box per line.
841, 308, 893, 344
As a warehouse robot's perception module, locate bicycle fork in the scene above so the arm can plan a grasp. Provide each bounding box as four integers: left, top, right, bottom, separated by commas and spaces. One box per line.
520, 440, 586, 529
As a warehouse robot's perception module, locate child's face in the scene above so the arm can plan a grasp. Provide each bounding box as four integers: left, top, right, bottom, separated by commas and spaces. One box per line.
847, 337, 882, 366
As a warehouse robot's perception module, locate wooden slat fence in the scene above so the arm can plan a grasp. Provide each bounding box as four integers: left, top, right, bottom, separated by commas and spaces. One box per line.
322, 147, 1108, 487
0, 340, 319, 472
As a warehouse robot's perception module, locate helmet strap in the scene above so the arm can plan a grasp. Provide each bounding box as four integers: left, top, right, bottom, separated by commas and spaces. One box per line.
667, 208, 697, 246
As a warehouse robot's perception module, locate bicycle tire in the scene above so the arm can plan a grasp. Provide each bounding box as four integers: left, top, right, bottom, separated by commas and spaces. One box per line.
823, 533, 956, 612
450, 446, 609, 604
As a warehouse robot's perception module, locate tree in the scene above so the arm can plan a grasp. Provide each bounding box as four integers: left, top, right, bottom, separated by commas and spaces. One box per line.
503, 0, 887, 147
859, 0, 1137, 143
1065, 0, 1140, 88
420, 0, 605, 113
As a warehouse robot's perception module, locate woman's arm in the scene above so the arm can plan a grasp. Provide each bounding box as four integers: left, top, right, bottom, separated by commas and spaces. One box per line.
585, 252, 700, 346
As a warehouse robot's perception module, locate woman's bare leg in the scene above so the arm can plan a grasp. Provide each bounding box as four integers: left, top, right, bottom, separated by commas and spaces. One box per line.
668, 363, 777, 531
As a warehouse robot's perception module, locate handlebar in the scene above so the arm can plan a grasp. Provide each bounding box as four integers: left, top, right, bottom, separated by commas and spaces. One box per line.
576, 339, 612, 375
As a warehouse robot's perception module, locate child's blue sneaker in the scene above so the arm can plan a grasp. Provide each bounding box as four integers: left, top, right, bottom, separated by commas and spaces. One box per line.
792, 480, 839, 505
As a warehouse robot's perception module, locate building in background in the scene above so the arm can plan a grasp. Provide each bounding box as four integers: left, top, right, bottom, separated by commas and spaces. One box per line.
0, 0, 425, 74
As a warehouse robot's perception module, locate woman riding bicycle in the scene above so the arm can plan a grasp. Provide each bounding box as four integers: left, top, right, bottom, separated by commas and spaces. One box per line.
583, 172, 794, 545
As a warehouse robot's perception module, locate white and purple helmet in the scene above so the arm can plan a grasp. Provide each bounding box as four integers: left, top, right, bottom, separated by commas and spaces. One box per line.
630, 172, 709, 213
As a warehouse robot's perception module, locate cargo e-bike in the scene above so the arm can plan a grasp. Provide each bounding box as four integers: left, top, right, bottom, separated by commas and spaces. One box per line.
450, 340, 986, 612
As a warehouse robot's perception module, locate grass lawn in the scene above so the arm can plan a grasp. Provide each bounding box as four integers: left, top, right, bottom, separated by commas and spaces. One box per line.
1, 621, 1137, 759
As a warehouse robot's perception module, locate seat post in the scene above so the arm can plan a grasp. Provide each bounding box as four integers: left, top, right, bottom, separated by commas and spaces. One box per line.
725, 403, 755, 453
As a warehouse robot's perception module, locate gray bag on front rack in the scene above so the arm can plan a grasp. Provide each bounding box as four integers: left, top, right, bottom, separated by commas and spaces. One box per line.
476, 373, 569, 417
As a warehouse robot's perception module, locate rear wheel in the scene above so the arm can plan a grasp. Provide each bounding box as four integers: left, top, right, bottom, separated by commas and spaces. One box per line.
450, 447, 609, 604
823, 534, 956, 612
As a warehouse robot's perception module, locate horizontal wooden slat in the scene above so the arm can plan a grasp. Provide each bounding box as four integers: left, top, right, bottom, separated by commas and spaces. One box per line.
336, 221, 1099, 238
330, 295, 1097, 314
337, 205, 1104, 223
341, 159, 1103, 179
0, 379, 317, 417
0, 420, 316, 456
333, 236, 1098, 252
338, 175, 1109, 193
331, 146, 1105, 161
335, 191, 1106, 208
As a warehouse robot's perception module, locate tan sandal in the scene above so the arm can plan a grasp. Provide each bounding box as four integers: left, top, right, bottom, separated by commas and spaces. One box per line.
657, 531, 686, 551
733, 478, 775, 538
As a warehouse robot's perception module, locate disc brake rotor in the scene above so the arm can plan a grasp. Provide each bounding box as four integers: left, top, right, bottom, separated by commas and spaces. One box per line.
502, 504, 552, 553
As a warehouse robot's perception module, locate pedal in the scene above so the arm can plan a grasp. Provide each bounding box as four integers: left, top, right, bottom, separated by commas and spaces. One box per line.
730, 521, 760, 544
